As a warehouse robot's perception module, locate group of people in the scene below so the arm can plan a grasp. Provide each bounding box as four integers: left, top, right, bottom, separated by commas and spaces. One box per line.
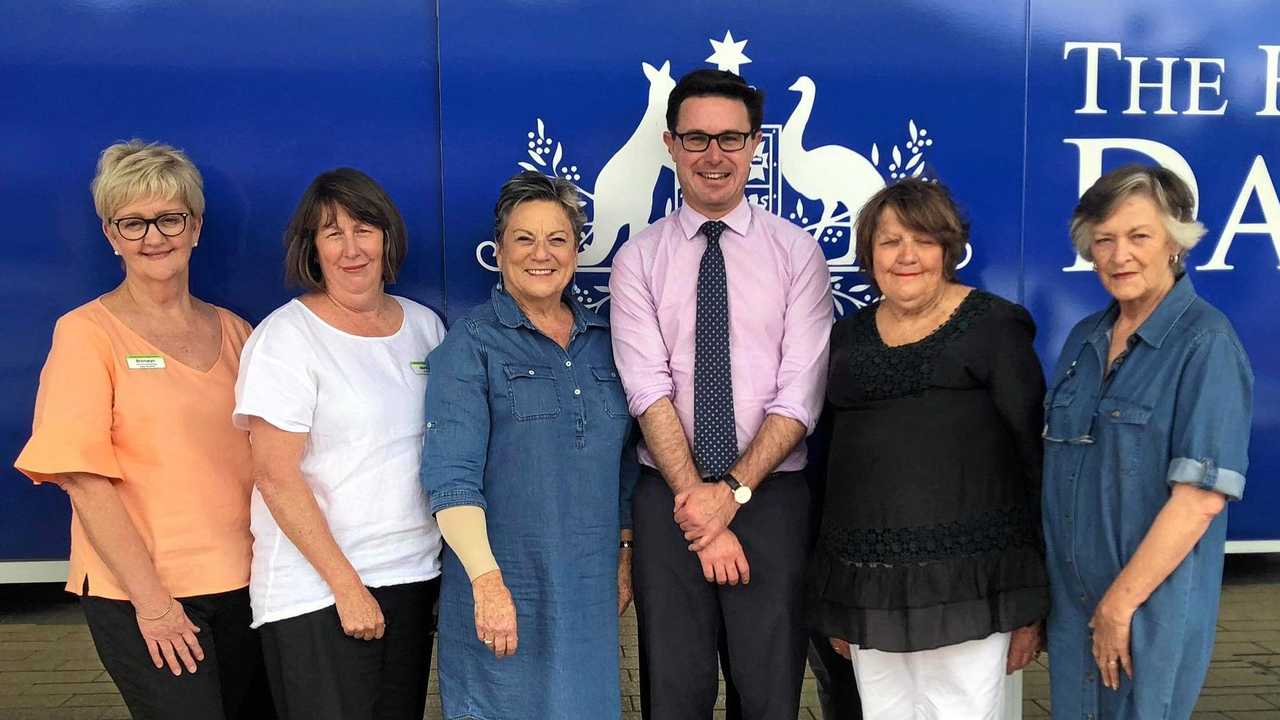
14, 67, 1252, 720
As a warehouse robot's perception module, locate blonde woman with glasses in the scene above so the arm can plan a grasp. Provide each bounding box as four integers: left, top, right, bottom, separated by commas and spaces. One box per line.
15, 140, 272, 719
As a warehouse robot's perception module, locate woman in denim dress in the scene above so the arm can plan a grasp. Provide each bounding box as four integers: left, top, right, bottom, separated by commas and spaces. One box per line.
420, 171, 637, 719
1042, 165, 1253, 719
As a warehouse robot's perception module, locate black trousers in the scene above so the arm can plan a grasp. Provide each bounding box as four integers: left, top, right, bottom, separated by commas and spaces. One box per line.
81, 586, 274, 720
808, 631, 863, 720
633, 468, 812, 720
259, 578, 439, 720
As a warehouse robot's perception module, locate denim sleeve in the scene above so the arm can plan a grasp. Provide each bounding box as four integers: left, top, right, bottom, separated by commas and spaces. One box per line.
1166, 331, 1254, 501
421, 319, 491, 514
618, 422, 640, 530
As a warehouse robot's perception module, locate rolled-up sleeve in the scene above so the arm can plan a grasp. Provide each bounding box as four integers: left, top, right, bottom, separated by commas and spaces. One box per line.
608, 242, 674, 417
762, 237, 833, 433
1166, 331, 1253, 501
421, 319, 491, 513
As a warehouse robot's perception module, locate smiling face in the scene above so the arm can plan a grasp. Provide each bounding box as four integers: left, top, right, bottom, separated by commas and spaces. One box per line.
496, 199, 577, 307
314, 203, 385, 298
871, 206, 947, 310
664, 95, 760, 218
104, 196, 201, 284
1090, 194, 1178, 309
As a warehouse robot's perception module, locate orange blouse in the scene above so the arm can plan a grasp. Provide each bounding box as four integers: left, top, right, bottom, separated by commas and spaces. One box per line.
15, 299, 254, 600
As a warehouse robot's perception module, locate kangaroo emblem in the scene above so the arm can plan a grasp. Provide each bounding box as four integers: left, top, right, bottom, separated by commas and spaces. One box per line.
579, 60, 677, 267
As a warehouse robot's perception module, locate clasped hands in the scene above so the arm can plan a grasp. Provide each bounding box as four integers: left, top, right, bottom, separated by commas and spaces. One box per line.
674, 481, 749, 586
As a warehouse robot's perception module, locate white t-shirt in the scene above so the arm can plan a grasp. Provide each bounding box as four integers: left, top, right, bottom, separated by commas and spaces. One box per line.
233, 295, 445, 627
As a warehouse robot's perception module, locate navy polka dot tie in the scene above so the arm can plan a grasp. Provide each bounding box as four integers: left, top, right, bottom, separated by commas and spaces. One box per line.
693, 220, 738, 478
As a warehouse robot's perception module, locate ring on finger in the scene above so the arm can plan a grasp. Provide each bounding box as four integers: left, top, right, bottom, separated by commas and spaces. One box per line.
483, 638, 495, 645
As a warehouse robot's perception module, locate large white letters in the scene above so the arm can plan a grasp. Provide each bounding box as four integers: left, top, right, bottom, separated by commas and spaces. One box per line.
1198, 156, 1280, 270
1260, 45, 1280, 117
1065, 42, 1123, 115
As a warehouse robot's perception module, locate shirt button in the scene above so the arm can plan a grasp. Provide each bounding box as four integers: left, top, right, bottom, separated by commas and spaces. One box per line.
573, 388, 582, 396
528, 369, 535, 376
564, 360, 572, 367
1111, 410, 1121, 418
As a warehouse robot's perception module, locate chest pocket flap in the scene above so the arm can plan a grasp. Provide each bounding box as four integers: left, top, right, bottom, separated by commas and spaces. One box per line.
503, 363, 561, 421
1098, 397, 1153, 425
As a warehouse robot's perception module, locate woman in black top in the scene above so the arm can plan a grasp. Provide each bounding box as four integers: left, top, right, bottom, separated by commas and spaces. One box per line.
807, 179, 1047, 719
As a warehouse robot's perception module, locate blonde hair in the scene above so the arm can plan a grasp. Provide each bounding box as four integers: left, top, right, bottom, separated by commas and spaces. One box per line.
90, 139, 205, 221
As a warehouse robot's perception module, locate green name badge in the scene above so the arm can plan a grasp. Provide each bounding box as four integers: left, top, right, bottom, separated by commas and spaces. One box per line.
410, 361, 428, 376
126, 355, 166, 370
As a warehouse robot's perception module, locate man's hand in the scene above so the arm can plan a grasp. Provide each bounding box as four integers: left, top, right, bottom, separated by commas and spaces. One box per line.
674, 481, 737, 550
695, 529, 750, 585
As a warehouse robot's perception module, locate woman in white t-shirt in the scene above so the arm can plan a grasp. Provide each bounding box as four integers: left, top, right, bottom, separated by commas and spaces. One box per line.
232, 169, 445, 720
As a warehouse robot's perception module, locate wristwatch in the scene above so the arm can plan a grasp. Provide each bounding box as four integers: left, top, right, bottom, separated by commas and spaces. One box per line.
720, 472, 752, 505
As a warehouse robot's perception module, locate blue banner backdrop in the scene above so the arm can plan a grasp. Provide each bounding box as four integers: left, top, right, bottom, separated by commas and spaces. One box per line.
0, 1, 1276, 561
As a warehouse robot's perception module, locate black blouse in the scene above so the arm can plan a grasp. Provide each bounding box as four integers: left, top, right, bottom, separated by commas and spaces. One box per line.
806, 289, 1050, 653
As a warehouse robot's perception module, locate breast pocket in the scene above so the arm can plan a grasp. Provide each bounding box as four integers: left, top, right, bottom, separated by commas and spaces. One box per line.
504, 363, 561, 421
1098, 397, 1154, 481
590, 365, 630, 419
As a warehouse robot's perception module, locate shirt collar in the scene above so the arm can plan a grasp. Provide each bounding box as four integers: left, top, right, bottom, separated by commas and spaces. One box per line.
676, 197, 753, 241
1133, 273, 1197, 349
490, 283, 608, 333
1085, 272, 1197, 351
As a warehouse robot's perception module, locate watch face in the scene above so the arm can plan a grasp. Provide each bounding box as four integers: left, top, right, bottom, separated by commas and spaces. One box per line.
733, 485, 752, 504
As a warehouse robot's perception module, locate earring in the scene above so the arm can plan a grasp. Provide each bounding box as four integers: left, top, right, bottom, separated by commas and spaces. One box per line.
1169, 253, 1179, 266
113, 249, 120, 256
193, 241, 199, 248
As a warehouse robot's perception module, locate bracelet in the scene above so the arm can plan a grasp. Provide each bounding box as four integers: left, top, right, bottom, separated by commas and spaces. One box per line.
135, 598, 174, 622
619, 540, 634, 550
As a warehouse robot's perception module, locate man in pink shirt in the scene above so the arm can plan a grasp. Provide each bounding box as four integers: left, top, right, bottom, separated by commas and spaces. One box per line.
609, 69, 833, 720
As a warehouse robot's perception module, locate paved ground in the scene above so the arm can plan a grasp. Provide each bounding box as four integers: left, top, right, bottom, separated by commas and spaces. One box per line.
2, 554, 1279, 719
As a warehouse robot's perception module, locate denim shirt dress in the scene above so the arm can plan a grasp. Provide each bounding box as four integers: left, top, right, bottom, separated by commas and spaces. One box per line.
1042, 275, 1253, 719
420, 286, 637, 720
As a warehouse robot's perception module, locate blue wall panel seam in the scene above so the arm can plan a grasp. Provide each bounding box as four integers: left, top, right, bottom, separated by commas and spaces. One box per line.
1018, 0, 1033, 306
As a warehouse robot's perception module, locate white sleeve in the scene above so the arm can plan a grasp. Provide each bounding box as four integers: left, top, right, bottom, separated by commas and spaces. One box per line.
233, 310, 318, 433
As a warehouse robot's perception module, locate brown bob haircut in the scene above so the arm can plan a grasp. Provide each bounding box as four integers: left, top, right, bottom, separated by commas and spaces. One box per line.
283, 168, 407, 290
854, 178, 970, 291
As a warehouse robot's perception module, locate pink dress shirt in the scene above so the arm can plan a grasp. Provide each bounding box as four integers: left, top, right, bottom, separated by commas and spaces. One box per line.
608, 198, 833, 472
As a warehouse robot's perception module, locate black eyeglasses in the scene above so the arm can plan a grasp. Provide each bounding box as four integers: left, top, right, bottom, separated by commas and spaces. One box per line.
672, 130, 754, 152
110, 213, 189, 241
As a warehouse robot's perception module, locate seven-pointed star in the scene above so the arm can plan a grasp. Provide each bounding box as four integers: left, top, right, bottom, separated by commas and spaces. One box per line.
706, 30, 751, 75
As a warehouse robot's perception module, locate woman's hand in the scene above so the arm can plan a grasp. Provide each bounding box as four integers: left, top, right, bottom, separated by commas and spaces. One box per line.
334, 582, 385, 641
135, 599, 204, 675
473, 570, 518, 657
618, 548, 634, 616
1006, 621, 1043, 674
828, 637, 852, 660
1089, 596, 1136, 689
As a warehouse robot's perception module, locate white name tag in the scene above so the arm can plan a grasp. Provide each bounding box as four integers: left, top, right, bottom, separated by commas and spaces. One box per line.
126, 355, 166, 370
410, 361, 428, 376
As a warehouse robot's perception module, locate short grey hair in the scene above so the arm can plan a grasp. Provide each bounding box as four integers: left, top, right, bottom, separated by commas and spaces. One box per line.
1069, 164, 1206, 272
90, 139, 205, 222
493, 171, 585, 245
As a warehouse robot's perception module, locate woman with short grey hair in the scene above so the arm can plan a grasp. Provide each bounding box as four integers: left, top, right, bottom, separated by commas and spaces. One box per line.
1043, 164, 1253, 718
421, 170, 636, 719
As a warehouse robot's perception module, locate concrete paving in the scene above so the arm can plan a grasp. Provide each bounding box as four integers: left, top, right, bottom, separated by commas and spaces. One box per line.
1, 554, 1278, 719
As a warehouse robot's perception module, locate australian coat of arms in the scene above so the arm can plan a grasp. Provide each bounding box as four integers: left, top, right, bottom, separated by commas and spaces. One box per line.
477, 30, 969, 316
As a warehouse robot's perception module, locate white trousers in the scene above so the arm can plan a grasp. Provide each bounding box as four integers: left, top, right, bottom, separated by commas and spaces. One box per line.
849, 632, 1011, 720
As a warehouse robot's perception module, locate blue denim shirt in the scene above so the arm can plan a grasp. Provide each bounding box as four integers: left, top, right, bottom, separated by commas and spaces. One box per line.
1042, 274, 1253, 719
420, 285, 636, 720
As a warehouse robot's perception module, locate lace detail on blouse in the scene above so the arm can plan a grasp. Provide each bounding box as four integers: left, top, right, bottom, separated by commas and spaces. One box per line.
844, 291, 994, 401
820, 505, 1041, 567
